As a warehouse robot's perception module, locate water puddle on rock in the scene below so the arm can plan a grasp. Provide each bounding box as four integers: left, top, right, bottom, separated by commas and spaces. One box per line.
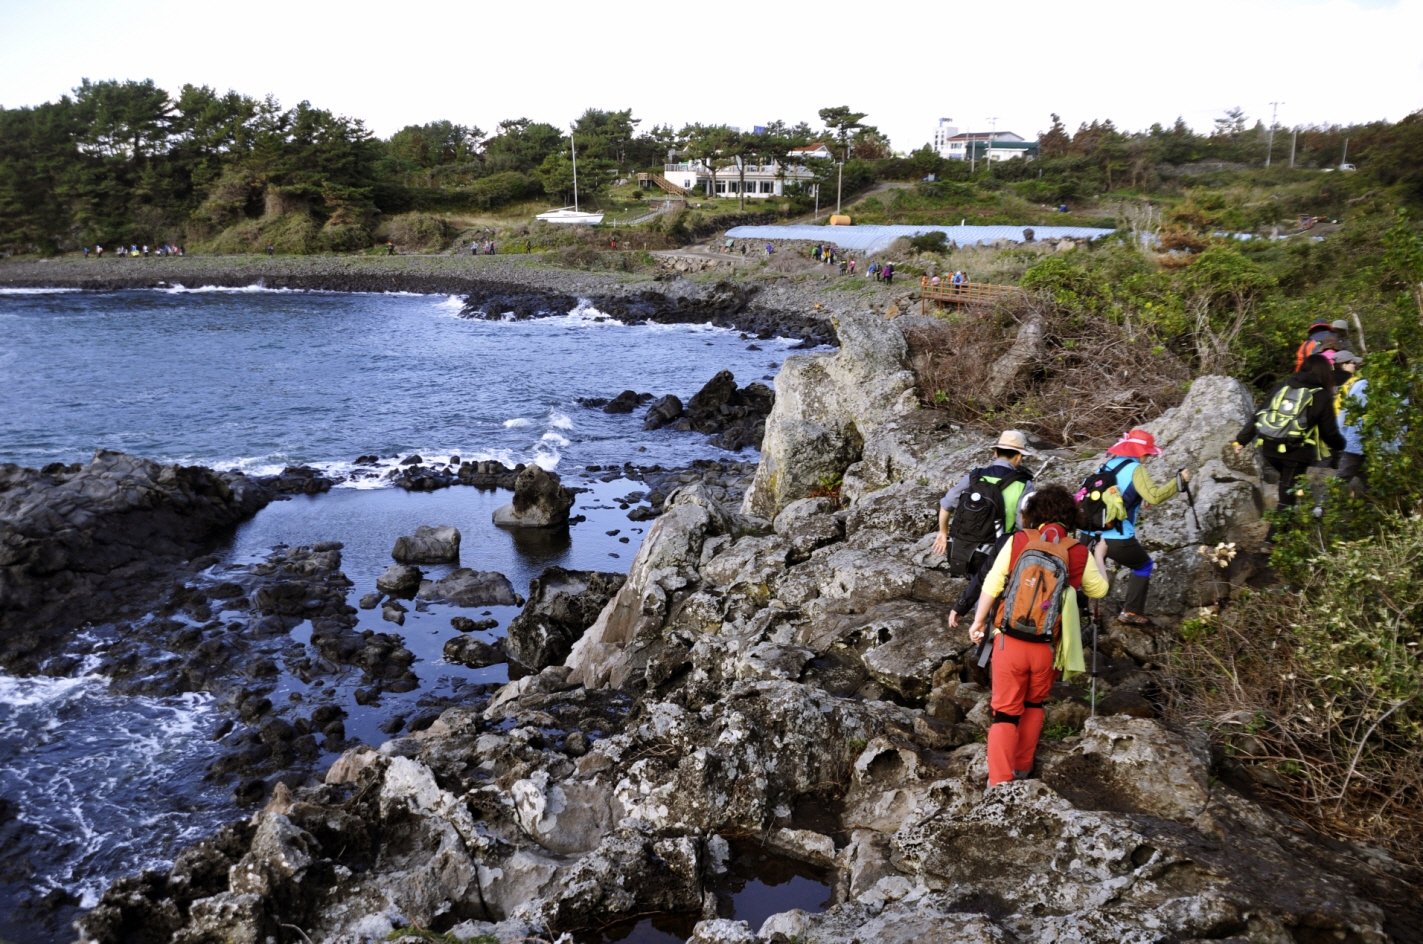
578, 845, 832, 943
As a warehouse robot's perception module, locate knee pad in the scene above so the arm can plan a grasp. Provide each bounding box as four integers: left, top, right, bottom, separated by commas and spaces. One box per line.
1132, 560, 1154, 578
1023, 701, 1044, 710
993, 711, 1021, 726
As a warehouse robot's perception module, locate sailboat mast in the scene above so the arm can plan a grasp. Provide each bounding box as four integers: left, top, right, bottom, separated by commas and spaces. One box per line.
571, 131, 579, 212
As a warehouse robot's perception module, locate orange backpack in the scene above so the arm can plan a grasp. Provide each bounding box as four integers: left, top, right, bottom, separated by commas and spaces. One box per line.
993, 528, 1078, 644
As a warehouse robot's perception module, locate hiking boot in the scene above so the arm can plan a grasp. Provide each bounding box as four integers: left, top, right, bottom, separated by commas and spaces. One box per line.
1117, 611, 1151, 627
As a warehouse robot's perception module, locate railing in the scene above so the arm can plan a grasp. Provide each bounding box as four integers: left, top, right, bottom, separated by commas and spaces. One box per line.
920, 281, 1023, 312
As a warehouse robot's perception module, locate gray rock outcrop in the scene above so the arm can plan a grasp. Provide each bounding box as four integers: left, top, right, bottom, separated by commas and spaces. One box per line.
375, 564, 423, 597
392, 525, 461, 563
504, 566, 628, 671
418, 568, 523, 608
742, 312, 918, 518
492, 465, 574, 529
0, 450, 273, 669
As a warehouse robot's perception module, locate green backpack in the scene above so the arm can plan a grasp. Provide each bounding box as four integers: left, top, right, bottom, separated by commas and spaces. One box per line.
1255, 384, 1316, 452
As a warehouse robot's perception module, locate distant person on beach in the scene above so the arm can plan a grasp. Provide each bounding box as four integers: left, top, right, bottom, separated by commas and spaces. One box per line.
387, 241, 395, 255
883, 262, 894, 285
83, 246, 89, 258
525, 240, 532, 254
266, 244, 274, 256
96, 244, 103, 257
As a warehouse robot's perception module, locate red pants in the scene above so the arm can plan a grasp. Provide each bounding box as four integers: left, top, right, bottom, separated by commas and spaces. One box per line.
987, 633, 1054, 786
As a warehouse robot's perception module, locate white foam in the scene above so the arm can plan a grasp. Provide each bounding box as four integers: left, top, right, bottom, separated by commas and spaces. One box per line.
163, 283, 294, 294
540, 431, 571, 447
503, 418, 533, 428
0, 287, 81, 294
548, 410, 574, 430
435, 294, 465, 311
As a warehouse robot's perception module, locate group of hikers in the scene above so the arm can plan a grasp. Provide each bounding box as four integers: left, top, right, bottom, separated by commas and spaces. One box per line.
83, 243, 184, 258
922, 271, 971, 292
809, 244, 895, 283
936, 316, 1374, 787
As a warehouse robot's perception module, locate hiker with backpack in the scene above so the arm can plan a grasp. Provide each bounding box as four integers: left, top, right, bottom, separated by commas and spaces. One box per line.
968, 485, 1110, 786
1331, 351, 1368, 492
1234, 352, 1346, 514
933, 430, 1036, 584
1294, 318, 1349, 370
1077, 429, 1189, 628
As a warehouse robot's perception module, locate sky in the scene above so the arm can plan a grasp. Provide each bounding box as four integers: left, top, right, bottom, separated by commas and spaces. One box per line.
1, 0, 1420, 150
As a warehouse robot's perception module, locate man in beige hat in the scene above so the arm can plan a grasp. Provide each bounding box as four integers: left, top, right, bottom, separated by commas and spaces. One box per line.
935, 431, 1037, 626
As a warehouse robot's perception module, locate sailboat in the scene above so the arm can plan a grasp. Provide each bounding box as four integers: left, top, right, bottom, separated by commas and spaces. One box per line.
536, 131, 604, 225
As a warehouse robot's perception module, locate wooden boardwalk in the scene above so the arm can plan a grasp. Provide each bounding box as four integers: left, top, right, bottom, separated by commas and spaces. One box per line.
920, 281, 1023, 313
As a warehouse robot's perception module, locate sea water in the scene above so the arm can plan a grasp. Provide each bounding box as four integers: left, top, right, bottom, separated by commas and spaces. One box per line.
0, 286, 808, 943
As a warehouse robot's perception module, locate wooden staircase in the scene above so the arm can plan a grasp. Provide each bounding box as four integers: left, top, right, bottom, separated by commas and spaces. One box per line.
638, 173, 693, 198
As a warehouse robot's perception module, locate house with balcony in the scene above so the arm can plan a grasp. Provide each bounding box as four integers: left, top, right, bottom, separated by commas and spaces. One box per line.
652, 143, 827, 199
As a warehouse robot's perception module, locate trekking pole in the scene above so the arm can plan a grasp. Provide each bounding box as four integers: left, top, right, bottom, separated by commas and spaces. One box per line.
1090, 599, 1100, 719
1178, 468, 1202, 532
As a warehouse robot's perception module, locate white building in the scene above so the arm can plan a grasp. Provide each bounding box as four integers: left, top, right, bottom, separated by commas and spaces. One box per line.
943, 131, 1035, 162
932, 118, 959, 159
660, 143, 827, 198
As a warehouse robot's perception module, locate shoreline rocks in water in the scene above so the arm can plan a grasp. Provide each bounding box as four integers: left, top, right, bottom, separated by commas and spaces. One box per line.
492, 464, 574, 529
0, 450, 276, 672
391, 524, 461, 563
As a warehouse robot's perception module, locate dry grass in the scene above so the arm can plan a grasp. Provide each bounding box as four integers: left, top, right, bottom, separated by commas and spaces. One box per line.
900, 297, 1190, 446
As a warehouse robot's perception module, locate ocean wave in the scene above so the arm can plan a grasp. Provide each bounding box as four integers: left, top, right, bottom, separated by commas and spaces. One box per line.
163, 283, 295, 293
540, 431, 571, 447
503, 418, 533, 428
530, 439, 561, 470
0, 287, 82, 294
0, 671, 224, 907
548, 409, 574, 430
435, 295, 465, 311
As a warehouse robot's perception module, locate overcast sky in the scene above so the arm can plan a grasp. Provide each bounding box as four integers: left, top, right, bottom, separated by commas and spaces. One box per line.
1, 0, 1419, 150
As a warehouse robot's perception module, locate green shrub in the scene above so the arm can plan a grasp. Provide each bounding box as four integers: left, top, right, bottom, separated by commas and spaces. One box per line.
386, 212, 454, 251
1168, 514, 1423, 862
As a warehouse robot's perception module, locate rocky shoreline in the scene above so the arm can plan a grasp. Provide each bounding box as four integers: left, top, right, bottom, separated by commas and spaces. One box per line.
0, 255, 838, 347
50, 312, 1422, 944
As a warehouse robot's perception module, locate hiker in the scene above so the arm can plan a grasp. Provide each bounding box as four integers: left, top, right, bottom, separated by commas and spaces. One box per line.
883, 262, 894, 285
387, 240, 395, 255
96, 244, 103, 257
937, 431, 1037, 629
968, 485, 1109, 786
953, 270, 964, 294
470, 241, 478, 256
813, 244, 822, 261
266, 244, 274, 256
871, 260, 881, 282
848, 258, 856, 275
930, 273, 941, 290
1332, 351, 1367, 491
82, 246, 89, 258
525, 239, 532, 254
1294, 318, 1348, 370
1078, 429, 1190, 627
765, 242, 774, 257
1235, 352, 1346, 514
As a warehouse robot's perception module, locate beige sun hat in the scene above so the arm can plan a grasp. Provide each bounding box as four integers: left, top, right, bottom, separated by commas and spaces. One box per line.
994, 430, 1033, 456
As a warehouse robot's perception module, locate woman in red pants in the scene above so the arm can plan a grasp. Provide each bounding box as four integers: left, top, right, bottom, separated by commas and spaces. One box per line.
968, 485, 1110, 786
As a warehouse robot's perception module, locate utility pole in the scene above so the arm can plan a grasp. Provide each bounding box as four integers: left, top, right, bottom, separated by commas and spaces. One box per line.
1340, 137, 1350, 168
1265, 101, 1283, 167
1289, 128, 1297, 168
836, 161, 843, 214
986, 117, 999, 171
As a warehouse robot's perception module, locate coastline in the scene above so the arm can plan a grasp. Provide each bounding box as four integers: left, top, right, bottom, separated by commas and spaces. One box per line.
0, 254, 852, 346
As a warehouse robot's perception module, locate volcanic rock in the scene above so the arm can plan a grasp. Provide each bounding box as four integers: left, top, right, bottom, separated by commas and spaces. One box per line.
391, 525, 461, 564
492, 465, 574, 529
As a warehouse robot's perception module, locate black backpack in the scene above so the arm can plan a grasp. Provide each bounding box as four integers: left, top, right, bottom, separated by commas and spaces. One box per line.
1075, 457, 1134, 533
947, 467, 1028, 576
